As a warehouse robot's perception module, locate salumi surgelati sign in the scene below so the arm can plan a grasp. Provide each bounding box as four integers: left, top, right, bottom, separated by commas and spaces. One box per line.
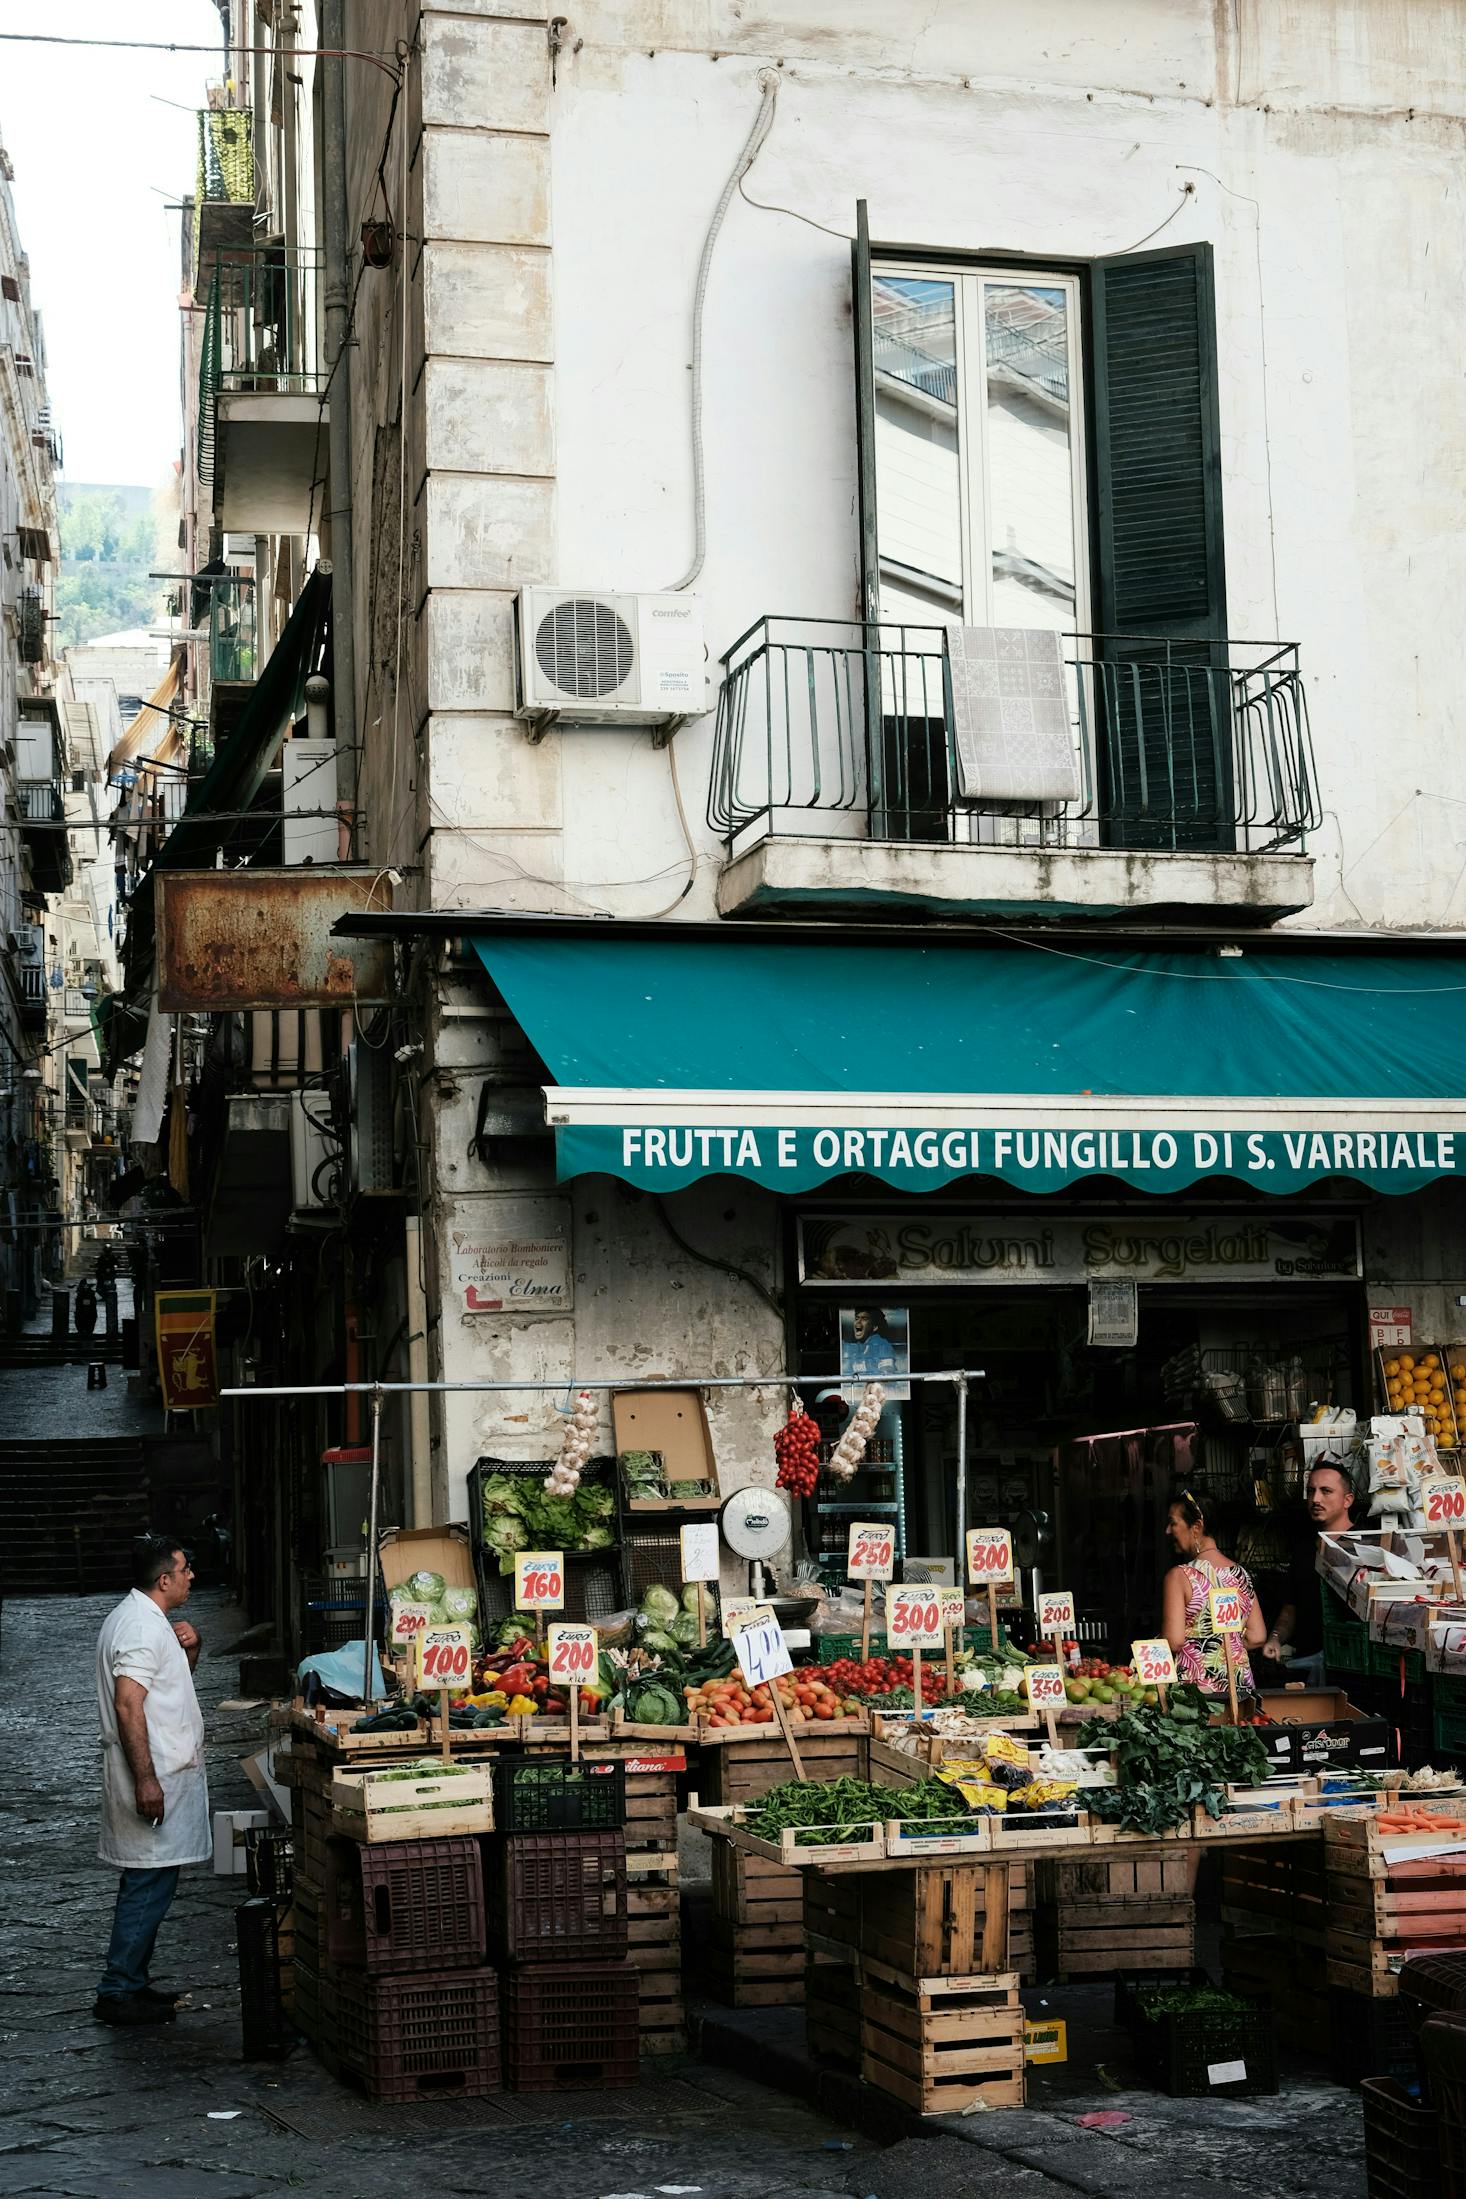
569, 1118, 1463, 1200
799, 1212, 1362, 1287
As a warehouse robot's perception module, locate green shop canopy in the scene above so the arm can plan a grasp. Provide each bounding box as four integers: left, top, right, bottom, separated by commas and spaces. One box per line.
471, 931, 1466, 1198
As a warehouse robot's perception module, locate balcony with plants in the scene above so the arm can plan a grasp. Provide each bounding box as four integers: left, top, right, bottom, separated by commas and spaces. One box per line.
708, 617, 1319, 924
197, 242, 324, 534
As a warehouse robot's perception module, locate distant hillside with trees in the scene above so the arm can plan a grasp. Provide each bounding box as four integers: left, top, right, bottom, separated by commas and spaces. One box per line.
55, 483, 169, 652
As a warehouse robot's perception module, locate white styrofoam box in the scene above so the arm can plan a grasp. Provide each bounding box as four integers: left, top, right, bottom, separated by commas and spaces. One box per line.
212, 1807, 271, 1876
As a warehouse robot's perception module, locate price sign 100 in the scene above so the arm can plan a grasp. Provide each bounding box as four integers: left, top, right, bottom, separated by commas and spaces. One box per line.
515, 1550, 565, 1610
1423, 1475, 1466, 1530
547, 1623, 597, 1682
418, 1624, 472, 1688
847, 1521, 895, 1580
887, 1586, 944, 1650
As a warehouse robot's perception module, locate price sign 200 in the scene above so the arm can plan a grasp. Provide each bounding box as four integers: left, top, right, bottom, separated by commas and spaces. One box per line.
1131, 1637, 1177, 1687
547, 1623, 597, 1681
418, 1625, 472, 1687
1423, 1475, 1466, 1530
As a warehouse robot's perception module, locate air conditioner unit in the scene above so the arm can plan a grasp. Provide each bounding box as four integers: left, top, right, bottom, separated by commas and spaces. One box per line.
515, 588, 707, 724
18, 923, 44, 968
344, 1039, 394, 1196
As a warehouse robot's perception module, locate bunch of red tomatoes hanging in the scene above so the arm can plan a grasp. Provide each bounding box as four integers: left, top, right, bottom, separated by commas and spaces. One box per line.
773, 1400, 821, 1496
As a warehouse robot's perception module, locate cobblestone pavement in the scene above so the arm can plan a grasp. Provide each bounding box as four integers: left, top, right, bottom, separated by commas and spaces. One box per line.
0, 1584, 1371, 2198
8, 1278, 163, 1443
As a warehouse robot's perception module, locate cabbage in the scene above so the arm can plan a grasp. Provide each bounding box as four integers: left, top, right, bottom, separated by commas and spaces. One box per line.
641, 1627, 680, 1656
670, 1612, 699, 1648
441, 1586, 477, 1622
403, 1569, 445, 1602
481, 1476, 528, 1515
640, 1583, 680, 1628
680, 1583, 706, 1615
579, 1524, 614, 1550
482, 1513, 522, 1556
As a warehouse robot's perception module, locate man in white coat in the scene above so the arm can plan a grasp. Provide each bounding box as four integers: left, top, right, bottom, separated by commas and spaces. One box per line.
94, 1536, 210, 2026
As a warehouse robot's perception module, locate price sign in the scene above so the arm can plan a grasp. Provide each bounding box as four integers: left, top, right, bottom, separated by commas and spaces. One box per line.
937, 1586, 966, 1635
389, 1599, 432, 1647
1037, 1590, 1075, 1638
416, 1623, 473, 1689
1131, 1637, 1177, 1687
679, 1522, 720, 1582
887, 1585, 944, 1650
1024, 1664, 1068, 1712
847, 1520, 896, 1580
514, 1549, 565, 1611
1208, 1586, 1246, 1634
1423, 1475, 1466, 1530
733, 1615, 793, 1689
547, 1622, 597, 1684
965, 1528, 1014, 1587
721, 1596, 775, 1639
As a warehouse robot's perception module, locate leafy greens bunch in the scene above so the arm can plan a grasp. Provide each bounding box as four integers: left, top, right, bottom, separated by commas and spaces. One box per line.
1078, 1684, 1269, 1833
480, 1471, 614, 1572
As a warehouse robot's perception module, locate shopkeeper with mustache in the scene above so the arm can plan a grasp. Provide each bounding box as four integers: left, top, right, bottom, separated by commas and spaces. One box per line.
1261, 1461, 1359, 1686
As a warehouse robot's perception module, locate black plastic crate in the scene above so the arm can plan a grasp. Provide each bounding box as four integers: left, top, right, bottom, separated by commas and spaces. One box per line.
487, 1829, 628, 1963
1132, 1986, 1278, 2098
468, 1456, 622, 1624
332, 1965, 500, 2103
505, 1961, 638, 2091
323, 1834, 486, 1976
492, 1754, 626, 1835
1402, 1956, 1466, 2050
245, 1824, 294, 1901
1113, 1967, 1210, 2031
1363, 2076, 1439, 2199
236, 1896, 294, 2062
1332, 1987, 1419, 2089
1420, 2015, 1466, 2199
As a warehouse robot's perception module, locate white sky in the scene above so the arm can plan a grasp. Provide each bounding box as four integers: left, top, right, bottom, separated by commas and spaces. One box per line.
0, 0, 227, 488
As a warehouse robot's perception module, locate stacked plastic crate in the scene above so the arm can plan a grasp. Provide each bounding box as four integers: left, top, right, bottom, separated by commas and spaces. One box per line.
489, 1755, 640, 2089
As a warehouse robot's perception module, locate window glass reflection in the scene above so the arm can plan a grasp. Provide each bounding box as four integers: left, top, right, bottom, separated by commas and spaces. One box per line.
984, 283, 1076, 628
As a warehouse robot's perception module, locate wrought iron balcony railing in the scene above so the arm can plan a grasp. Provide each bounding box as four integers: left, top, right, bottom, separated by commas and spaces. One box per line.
204, 571, 256, 684
197, 247, 321, 487
708, 617, 1320, 858
17, 779, 63, 824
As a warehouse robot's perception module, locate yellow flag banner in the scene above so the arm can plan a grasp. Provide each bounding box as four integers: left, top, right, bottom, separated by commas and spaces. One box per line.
155, 1290, 219, 1411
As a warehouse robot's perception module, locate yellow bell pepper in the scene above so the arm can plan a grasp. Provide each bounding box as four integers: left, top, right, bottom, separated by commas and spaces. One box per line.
465, 1690, 508, 1711
507, 1694, 536, 1717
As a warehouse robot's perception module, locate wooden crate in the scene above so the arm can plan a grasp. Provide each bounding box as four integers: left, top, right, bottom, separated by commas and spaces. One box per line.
330, 1760, 494, 1842
1219, 1840, 1328, 1946
1325, 1813, 1466, 1996
860, 1959, 1025, 2116
705, 1840, 806, 2008
1037, 1852, 1194, 1903
1222, 1932, 1329, 2052
856, 1860, 1018, 1978
805, 1946, 861, 2067
699, 1729, 866, 1806
627, 1872, 687, 2052
1034, 1851, 1195, 1982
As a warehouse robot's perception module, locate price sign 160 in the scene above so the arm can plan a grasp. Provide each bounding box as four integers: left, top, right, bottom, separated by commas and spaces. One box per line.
965, 1528, 1013, 1586
1423, 1475, 1466, 1530
1025, 1664, 1067, 1711
887, 1585, 944, 1649
417, 1624, 473, 1688
1131, 1637, 1177, 1687
1208, 1587, 1246, 1634
515, 1550, 565, 1610
847, 1521, 895, 1580
547, 1623, 597, 1682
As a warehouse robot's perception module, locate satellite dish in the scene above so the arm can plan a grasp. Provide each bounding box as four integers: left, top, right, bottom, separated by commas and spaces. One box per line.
720, 1484, 792, 1564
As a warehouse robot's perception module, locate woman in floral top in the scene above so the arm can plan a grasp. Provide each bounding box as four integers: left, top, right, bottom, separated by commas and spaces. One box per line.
1161, 1491, 1266, 1702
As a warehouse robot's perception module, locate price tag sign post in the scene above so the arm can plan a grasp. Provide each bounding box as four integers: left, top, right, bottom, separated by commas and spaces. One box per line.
734, 1616, 804, 1778
847, 1520, 896, 1661
937, 1586, 965, 1699
1207, 1587, 1247, 1727
1130, 1636, 1176, 1713
680, 1522, 721, 1648
547, 1622, 597, 1764
887, 1585, 944, 1720
1422, 1475, 1466, 1601
966, 1528, 1014, 1657
1024, 1662, 1068, 1748
514, 1550, 565, 1651
417, 1624, 473, 1762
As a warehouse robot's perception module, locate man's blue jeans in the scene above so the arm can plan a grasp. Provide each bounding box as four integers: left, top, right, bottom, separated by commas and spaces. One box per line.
98, 1866, 181, 1998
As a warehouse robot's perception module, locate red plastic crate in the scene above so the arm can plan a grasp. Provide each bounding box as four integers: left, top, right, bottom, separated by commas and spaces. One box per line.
332, 1965, 500, 2103
323, 1835, 485, 1976
488, 1830, 628, 1963
506, 1961, 638, 2091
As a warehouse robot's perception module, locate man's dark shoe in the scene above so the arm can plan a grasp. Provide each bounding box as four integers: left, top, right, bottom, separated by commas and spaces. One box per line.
139, 1985, 183, 2007
93, 1995, 177, 2027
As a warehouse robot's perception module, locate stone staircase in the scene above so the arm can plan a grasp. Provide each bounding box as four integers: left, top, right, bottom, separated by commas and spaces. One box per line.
0, 1437, 150, 1596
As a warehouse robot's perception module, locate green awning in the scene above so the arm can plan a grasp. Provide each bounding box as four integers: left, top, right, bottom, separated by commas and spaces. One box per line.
104, 570, 331, 1074
472, 931, 1466, 1197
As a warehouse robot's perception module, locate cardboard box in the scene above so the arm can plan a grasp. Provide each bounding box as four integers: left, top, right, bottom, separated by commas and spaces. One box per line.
212, 1807, 271, 1875
1255, 1688, 1389, 1776
611, 1388, 716, 1491
377, 1523, 475, 1597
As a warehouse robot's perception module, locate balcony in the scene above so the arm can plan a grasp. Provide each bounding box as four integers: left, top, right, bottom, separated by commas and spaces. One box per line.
17, 778, 71, 893
193, 105, 254, 267
201, 572, 257, 746
199, 246, 325, 533
710, 619, 1319, 925
19, 963, 46, 1032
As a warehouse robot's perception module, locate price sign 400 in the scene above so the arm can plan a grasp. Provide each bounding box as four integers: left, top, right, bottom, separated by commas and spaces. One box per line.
1208, 1588, 1246, 1634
